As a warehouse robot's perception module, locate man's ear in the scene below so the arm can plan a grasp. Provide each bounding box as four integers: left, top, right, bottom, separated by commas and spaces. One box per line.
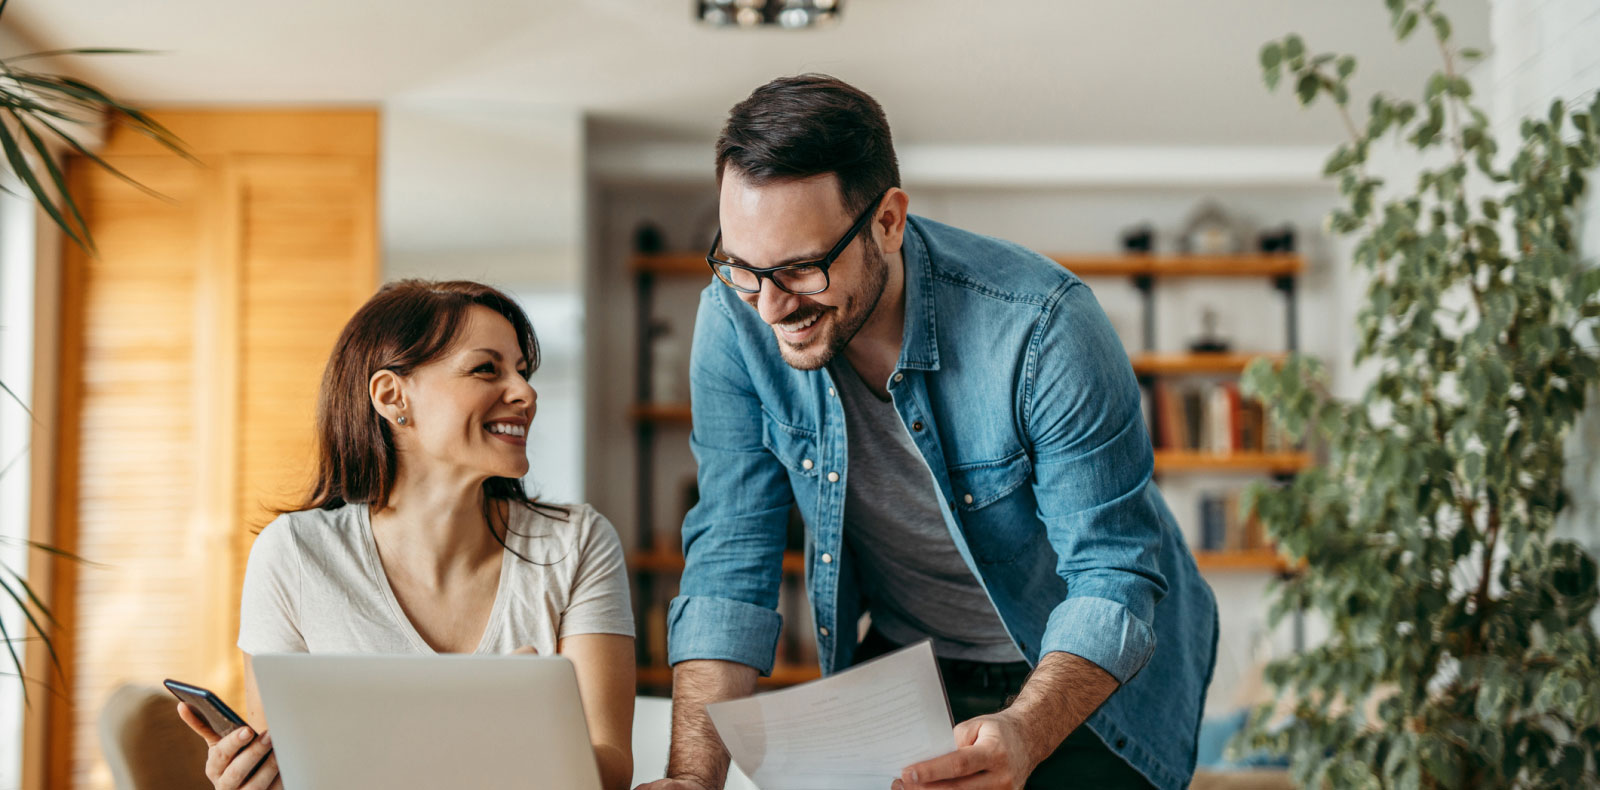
875, 187, 911, 256
370, 369, 407, 426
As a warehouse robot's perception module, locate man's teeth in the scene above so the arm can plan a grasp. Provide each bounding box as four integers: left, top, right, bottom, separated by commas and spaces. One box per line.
779, 314, 820, 332
487, 423, 526, 437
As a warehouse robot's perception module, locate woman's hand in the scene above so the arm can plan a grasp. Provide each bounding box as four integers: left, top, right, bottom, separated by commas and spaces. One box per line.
176, 702, 284, 790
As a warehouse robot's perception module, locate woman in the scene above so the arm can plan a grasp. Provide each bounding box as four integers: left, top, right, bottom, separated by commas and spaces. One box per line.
178, 280, 635, 790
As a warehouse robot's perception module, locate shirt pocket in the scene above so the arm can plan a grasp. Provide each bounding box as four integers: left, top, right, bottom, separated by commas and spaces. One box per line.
761, 411, 821, 480
948, 449, 1037, 564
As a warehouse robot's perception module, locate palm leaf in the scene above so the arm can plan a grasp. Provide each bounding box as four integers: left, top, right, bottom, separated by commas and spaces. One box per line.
0, 574, 61, 683
11, 109, 91, 250
0, 378, 34, 422
0, 114, 86, 250
34, 113, 169, 200
0, 536, 101, 567
0, 608, 29, 706
5, 48, 160, 62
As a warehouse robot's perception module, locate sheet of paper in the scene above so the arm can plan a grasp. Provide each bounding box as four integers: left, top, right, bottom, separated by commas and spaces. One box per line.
705, 640, 954, 790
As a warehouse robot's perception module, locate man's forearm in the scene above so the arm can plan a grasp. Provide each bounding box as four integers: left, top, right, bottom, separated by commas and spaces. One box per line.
1004, 651, 1120, 765
667, 659, 760, 787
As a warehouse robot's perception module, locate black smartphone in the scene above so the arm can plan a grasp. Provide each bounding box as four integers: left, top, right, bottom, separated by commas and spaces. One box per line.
164, 678, 249, 739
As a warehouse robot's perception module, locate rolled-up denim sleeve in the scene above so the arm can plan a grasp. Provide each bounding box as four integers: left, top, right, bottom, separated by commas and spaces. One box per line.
666, 287, 790, 675
1027, 282, 1167, 684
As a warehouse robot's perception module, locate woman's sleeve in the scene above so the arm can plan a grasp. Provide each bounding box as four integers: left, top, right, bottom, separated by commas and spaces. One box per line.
237, 515, 309, 654
559, 507, 636, 639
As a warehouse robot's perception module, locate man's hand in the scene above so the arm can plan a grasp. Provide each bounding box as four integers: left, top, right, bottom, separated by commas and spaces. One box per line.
896, 651, 1121, 790
895, 710, 1040, 790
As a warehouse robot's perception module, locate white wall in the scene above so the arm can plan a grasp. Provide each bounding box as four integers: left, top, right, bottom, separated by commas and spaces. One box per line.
0, 179, 37, 790
1488, 0, 1600, 567
381, 101, 588, 504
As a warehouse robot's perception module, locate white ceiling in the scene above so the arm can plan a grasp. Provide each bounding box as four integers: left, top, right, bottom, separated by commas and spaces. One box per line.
9, 0, 1489, 146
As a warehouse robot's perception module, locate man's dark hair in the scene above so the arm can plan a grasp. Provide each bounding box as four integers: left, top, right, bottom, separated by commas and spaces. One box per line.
716, 74, 900, 216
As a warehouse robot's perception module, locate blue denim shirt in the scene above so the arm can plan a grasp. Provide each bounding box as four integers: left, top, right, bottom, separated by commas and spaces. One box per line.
668, 215, 1219, 790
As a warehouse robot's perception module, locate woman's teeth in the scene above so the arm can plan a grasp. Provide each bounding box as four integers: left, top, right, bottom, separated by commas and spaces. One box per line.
486, 423, 526, 437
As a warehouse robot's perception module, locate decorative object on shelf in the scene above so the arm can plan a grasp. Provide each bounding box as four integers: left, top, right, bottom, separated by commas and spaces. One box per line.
633, 221, 665, 255
648, 320, 690, 404
1187, 307, 1232, 353
1237, 4, 1600, 786
1120, 223, 1156, 254
697, 0, 840, 29
1179, 200, 1244, 256
1257, 224, 1296, 254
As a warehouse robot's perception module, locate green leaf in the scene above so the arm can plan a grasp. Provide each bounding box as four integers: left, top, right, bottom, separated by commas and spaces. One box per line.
1397, 10, 1419, 40
0, 112, 86, 250
1337, 55, 1357, 79
1429, 12, 1452, 42
1285, 35, 1305, 62
1459, 47, 1484, 61
1261, 42, 1283, 71
1297, 73, 1320, 106
8, 110, 92, 252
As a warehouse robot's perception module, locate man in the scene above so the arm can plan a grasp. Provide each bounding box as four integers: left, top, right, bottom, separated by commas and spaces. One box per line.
644, 75, 1218, 790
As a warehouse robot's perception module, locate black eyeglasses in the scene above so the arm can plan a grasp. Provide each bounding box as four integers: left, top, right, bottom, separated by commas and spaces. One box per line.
706, 189, 889, 296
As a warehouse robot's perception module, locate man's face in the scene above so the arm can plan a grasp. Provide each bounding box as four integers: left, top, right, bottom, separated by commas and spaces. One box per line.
716, 169, 888, 370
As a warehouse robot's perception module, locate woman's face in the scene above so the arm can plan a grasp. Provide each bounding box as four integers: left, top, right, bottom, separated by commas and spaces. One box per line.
396, 305, 536, 482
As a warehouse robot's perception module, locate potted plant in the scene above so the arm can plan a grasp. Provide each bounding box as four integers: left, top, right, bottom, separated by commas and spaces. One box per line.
1236, 1, 1600, 787
0, 0, 187, 700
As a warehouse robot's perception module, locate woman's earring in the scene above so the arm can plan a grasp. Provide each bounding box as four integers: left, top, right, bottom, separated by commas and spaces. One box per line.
397, 415, 408, 426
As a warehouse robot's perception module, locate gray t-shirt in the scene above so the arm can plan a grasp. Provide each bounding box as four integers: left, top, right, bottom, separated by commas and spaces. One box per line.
832, 359, 1024, 663
238, 501, 634, 656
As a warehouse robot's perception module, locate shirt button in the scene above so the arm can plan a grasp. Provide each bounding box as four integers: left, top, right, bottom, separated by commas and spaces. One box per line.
821, 553, 833, 564
827, 471, 840, 482
893, 373, 904, 383
828, 387, 836, 397
912, 420, 924, 432
801, 458, 814, 470
1115, 738, 1128, 749
963, 493, 974, 505
819, 626, 830, 637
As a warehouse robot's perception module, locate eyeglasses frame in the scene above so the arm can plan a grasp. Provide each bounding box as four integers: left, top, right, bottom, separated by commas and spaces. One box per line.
704, 188, 891, 296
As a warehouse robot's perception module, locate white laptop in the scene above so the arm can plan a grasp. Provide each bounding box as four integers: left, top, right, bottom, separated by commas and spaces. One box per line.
251, 654, 601, 790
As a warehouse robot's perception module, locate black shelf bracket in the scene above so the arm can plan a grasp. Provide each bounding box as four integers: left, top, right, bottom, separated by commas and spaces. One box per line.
1132, 273, 1156, 352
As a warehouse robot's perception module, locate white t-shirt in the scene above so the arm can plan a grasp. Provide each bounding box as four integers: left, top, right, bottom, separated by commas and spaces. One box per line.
237, 501, 634, 656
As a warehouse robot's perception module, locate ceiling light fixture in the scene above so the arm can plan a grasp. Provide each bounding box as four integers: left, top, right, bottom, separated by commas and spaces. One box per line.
697, 0, 840, 29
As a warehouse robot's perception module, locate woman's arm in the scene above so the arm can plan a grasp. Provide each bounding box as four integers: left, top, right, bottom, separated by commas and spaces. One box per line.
558, 633, 636, 790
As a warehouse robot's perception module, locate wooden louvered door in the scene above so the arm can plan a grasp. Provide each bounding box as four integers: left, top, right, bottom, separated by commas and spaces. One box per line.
45, 110, 377, 790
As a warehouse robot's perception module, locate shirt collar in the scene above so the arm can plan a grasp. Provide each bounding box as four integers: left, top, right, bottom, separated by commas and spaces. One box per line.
894, 216, 940, 372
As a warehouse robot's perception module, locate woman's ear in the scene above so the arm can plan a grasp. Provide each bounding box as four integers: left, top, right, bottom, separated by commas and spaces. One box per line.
370, 369, 407, 427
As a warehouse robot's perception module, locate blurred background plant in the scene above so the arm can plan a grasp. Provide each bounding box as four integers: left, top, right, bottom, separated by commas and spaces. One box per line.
0, 0, 187, 701
1235, 0, 1600, 787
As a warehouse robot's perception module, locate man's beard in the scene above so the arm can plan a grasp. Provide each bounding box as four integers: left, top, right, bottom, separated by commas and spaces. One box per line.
774, 238, 889, 371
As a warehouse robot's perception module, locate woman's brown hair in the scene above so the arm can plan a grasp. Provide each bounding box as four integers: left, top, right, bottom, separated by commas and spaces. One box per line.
289, 279, 564, 545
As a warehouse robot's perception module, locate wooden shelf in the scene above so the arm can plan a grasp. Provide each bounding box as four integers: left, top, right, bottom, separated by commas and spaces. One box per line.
1153, 450, 1311, 474
1130, 352, 1284, 376
1194, 549, 1289, 573
630, 403, 693, 424
631, 253, 711, 277
1054, 253, 1303, 278
637, 663, 821, 689
630, 549, 806, 575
